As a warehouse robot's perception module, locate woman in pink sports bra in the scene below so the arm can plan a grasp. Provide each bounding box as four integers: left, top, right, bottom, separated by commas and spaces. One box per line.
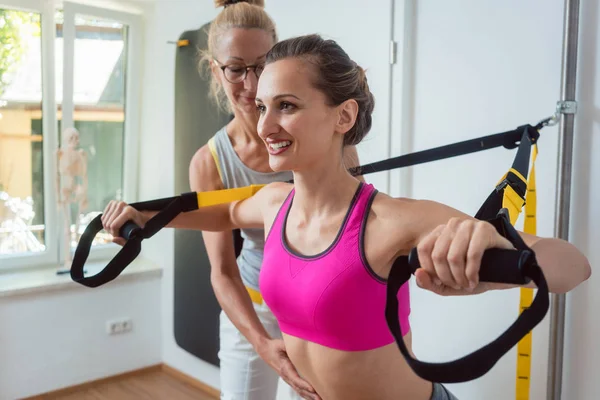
102, 34, 591, 400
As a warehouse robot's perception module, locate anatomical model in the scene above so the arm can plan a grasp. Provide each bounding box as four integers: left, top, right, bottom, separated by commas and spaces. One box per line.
56, 127, 88, 273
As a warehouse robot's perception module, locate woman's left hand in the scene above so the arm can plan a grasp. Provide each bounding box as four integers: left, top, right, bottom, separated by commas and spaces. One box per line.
414, 217, 515, 295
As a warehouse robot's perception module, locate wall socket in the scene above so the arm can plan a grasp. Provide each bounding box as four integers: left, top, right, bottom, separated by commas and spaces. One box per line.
106, 318, 133, 335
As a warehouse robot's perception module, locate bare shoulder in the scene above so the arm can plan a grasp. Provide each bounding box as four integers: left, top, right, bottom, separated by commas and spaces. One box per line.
369, 191, 418, 217
367, 192, 420, 256
252, 181, 293, 235
361, 192, 451, 278
372, 194, 453, 219
256, 181, 293, 210
189, 144, 223, 192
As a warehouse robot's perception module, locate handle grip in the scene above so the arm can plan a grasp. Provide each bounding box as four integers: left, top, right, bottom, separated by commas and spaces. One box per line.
407, 247, 533, 285
119, 221, 141, 240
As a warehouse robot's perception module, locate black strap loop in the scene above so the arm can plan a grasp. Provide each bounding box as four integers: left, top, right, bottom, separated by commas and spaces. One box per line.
385, 210, 549, 383
70, 195, 186, 287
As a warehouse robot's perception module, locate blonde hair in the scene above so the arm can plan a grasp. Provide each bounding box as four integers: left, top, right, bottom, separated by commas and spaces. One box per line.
198, 0, 277, 113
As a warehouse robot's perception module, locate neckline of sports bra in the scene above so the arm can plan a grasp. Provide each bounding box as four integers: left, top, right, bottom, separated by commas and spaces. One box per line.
280, 182, 364, 260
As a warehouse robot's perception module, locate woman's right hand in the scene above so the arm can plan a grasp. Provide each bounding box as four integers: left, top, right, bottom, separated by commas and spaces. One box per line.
258, 338, 322, 400
101, 200, 149, 246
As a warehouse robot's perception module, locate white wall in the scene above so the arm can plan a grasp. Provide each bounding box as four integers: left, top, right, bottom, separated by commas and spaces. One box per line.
0, 276, 162, 399
399, 1, 598, 399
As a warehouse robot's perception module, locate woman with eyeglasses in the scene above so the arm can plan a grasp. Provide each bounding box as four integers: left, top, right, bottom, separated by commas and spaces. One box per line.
186, 1, 358, 399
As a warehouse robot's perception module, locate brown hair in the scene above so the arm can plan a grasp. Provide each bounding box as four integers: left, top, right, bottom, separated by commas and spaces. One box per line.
265, 34, 375, 146
198, 0, 277, 113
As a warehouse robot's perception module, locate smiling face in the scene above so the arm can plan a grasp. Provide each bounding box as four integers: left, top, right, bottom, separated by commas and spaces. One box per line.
211, 28, 274, 115
255, 57, 358, 172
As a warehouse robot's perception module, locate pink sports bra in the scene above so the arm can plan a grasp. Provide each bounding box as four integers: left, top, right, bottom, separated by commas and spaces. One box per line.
259, 182, 411, 352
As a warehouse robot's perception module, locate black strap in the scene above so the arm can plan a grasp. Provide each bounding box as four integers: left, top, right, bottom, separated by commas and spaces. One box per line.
70, 192, 198, 287
385, 210, 549, 383
475, 125, 539, 221
348, 125, 534, 177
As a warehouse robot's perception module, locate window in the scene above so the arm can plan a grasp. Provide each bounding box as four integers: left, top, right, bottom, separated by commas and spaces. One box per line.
0, 4, 48, 262
0, 0, 141, 270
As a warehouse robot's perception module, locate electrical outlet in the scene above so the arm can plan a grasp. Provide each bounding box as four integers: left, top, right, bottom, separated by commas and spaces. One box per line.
106, 320, 120, 335
106, 318, 133, 335
121, 318, 132, 332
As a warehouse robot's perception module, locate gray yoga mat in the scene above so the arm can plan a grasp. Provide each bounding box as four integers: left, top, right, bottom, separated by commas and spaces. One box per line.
173, 22, 237, 367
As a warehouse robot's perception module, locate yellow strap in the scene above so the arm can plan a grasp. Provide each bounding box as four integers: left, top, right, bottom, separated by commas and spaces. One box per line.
195, 184, 266, 208
503, 184, 526, 226
246, 286, 264, 305
509, 167, 527, 185
515, 144, 537, 400
500, 167, 527, 225
177, 39, 190, 47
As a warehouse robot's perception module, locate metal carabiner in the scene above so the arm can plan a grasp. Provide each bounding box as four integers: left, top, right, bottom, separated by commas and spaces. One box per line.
537, 114, 560, 128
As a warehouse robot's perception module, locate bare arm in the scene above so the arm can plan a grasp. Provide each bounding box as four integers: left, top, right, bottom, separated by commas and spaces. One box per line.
188, 146, 318, 399
389, 197, 591, 295
124, 144, 360, 231
188, 145, 274, 351
101, 165, 269, 239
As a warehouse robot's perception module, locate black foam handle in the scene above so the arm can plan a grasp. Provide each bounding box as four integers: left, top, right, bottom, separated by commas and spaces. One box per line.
407, 247, 533, 285
120, 221, 141, 240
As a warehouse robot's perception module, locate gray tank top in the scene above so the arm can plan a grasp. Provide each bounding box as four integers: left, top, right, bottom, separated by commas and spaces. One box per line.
208, 126, 293, 290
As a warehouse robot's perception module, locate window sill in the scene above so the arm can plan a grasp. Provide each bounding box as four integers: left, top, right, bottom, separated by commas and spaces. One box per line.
0, 258, 163, 298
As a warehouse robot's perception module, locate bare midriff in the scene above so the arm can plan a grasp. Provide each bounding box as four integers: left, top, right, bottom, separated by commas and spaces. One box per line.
283, 330, 434, 400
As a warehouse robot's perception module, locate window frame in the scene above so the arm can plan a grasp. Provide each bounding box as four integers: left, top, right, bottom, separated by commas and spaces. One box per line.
60, 1, 143, 265
0, 0, 143, 271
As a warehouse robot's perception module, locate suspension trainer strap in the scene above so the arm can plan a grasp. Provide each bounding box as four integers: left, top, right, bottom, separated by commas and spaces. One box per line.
71, 185, 265, 287
515, 142, 538, 400
72, 124, 541, 288
348, 126, 531, 177
384, 124, 547, 383
474, 125, 539, 222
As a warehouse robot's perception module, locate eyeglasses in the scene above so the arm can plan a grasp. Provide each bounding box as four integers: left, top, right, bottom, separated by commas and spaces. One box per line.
213, 59, 265, 84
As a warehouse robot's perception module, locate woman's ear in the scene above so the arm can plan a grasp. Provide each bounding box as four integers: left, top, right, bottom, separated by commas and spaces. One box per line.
335, 99, 359, 135
210, 59, 221, 82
